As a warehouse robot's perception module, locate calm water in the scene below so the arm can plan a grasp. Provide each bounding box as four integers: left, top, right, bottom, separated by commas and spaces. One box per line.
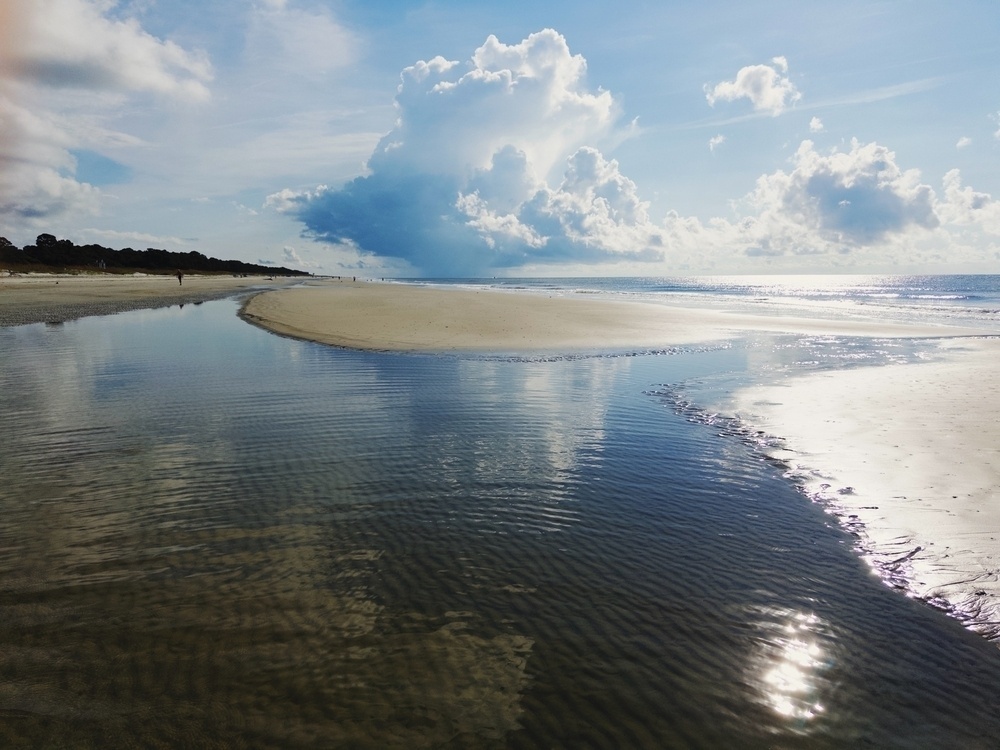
2, 293, 1000, 748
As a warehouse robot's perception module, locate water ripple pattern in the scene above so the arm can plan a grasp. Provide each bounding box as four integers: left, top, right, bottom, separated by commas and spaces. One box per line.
1, 300, 1000, 748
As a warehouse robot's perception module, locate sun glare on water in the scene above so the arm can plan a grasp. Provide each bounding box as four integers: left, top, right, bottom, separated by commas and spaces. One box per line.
754, 609, 831, 723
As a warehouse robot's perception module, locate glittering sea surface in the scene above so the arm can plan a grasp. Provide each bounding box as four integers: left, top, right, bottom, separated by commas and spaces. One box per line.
2, 286, 1000, 748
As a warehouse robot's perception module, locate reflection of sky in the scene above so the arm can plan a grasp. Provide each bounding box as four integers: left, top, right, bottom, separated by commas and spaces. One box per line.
0, 300, 637, 544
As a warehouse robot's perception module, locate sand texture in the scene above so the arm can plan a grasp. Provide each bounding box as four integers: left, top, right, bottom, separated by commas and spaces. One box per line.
0, 273, 300, 327
239, 280, 971, 352
734, 337, 1000, 636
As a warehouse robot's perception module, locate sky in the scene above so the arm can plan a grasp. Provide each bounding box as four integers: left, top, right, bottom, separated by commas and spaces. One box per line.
1, 0, 998, 277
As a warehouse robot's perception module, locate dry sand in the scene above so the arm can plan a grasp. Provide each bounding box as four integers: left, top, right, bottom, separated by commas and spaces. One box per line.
239, 279, 969, 352
734, 337, 1000, 636
0, 272, 301, 327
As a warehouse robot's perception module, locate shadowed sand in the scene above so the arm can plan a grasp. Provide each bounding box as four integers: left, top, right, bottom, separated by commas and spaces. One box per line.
0, 273, 301, 327
239, 279, 968, 352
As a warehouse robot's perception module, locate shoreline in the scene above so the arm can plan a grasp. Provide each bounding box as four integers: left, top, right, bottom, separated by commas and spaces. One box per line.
733, 336, 1000, 638
0, 272, 301, 327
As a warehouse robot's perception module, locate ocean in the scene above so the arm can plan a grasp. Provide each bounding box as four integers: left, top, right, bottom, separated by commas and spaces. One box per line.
1, 275, 999, 748
416, 273, 1000, 331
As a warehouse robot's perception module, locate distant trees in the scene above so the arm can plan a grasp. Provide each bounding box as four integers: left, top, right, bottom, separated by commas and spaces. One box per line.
0, 234, 308, 276
0, 236, 22, 266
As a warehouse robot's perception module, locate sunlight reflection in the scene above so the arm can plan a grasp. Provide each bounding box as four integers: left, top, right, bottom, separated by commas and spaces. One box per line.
756, 610, 830, 722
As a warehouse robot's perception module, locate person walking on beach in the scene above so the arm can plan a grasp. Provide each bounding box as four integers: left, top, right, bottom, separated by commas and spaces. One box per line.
176, 270, 183, 286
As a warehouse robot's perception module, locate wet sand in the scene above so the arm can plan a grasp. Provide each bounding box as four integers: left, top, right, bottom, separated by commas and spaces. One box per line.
734, 337, 1000, 635
0, 272, 301, 327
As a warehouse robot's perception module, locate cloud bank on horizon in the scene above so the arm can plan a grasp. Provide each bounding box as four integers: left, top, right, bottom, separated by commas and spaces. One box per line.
2, 1, 999, 275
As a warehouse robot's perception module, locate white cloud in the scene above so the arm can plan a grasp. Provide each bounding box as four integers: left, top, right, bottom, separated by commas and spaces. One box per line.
708, 134, 725, 152
956, 136, 972, 149
268, 30, 998, 275
0, 95, 101, 222
0, 0, 212, 234
809, 116, 824, 133
463, 146, 663, 259
656, 142, 1000, 271
938, 169, 1000, 232
282, 246, 319, 268
2, 0, 211, 100
705, 57, 801, 116
738, 139, 938, 251
370, 29, 617, 181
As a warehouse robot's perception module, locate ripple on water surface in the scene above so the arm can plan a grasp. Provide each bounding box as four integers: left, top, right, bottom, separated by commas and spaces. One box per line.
1, 301, 1000, 748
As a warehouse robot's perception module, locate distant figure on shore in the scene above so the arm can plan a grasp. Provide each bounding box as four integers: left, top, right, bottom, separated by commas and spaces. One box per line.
176, 270, 183, 286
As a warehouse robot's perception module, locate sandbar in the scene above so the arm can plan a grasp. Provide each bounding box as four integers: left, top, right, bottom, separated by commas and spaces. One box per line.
0, 272, 301, 327
239, 279, 974, 352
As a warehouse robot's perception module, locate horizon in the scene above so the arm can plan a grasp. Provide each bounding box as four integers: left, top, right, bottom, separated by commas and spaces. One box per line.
1, 1, 998, 277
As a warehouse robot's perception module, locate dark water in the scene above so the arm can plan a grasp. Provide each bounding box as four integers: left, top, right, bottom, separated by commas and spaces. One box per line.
2, 300, 1000, 748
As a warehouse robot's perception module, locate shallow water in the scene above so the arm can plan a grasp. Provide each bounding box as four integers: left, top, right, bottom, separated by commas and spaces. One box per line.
2, 300, 1000, 748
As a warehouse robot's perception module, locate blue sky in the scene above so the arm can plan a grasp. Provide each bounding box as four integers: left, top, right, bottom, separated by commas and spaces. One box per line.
1, 0, 998, 276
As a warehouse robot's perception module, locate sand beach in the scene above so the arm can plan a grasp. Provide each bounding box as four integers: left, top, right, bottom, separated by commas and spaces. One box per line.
733, 337, 1000, 634
0, 272, 300, 327
238, 278, 968, 352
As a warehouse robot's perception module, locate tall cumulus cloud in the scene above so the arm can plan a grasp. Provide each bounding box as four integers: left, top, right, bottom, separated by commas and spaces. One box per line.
268, 29, 666, 275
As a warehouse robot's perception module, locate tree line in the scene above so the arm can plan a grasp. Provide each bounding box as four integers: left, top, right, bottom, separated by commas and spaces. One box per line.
0, 234, 309, 277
